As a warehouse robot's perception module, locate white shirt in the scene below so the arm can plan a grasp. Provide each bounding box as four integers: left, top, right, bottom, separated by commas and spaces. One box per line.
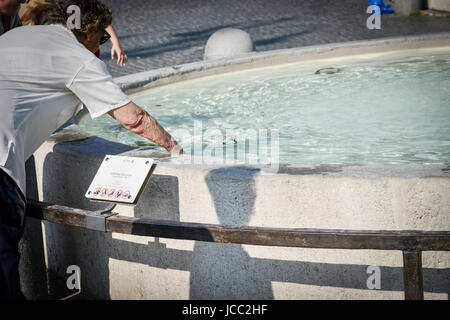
0, 24, 131, 197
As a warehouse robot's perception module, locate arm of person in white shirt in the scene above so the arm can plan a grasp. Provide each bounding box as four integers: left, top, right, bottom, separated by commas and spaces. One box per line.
107, 101, 183, 154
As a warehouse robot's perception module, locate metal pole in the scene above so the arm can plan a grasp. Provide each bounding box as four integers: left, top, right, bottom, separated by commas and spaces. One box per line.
402, 250, 424, 300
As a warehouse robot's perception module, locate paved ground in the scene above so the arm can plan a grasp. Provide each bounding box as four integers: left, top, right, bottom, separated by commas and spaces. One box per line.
99, 0, 450, 77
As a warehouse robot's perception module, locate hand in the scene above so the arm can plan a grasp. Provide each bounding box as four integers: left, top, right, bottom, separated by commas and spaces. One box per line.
111, 44, 128, 67
169, 143, 185, 155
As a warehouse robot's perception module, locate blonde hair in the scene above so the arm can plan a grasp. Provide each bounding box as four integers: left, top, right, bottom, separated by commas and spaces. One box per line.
19, 0, 54, 26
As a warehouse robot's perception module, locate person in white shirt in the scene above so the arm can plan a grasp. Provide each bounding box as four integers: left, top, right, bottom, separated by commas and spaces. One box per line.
0, 0, 183, 300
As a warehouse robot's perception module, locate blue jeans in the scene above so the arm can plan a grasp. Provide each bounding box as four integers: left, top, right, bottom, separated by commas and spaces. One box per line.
0, 169, 26, 300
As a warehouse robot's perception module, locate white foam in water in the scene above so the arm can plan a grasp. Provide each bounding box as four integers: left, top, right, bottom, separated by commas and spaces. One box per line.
79, 48, 450, 165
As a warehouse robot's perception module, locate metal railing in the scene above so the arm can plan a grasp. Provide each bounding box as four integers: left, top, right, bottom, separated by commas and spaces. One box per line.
26, 200, 450, 300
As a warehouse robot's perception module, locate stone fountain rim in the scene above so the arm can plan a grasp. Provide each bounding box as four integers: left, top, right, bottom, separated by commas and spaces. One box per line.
66, 32, 450, 178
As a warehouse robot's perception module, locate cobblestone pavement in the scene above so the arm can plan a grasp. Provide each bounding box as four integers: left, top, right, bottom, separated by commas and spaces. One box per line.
100, 0, 450, 77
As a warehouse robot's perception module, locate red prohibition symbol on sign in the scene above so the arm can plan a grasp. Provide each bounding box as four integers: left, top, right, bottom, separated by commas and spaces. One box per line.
101, 188, 108, 197
115, 189, 123, 199
108, 188, 116, 198
122, 190, 131, 200
93, 187, 101, 196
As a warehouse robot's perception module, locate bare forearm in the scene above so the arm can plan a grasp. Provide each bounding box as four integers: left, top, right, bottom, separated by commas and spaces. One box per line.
108, 102, 180, 152
134, 112, 177, 152
105, 25, 120, 46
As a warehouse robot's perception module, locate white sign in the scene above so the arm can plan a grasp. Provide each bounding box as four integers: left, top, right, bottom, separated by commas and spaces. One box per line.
85, 155, 154, 204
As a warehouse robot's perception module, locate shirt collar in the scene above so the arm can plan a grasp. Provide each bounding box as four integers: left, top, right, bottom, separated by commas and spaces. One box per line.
48, 23, 78, 42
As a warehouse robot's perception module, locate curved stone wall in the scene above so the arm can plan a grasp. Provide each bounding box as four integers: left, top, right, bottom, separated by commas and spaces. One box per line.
21, 34, 450, 299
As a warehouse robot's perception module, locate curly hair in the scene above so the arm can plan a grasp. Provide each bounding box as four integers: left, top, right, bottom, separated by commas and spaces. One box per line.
29, 0, 112, 37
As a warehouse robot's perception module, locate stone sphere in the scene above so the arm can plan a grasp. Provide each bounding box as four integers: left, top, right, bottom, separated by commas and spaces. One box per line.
203, 28, 255, 61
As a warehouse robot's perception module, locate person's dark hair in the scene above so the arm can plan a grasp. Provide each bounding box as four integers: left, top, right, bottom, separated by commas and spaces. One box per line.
35, 0, 112, 37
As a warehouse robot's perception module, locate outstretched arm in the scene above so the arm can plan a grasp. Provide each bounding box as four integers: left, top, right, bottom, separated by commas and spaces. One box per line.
107, 101, 183, 154
105, 25, 128, 66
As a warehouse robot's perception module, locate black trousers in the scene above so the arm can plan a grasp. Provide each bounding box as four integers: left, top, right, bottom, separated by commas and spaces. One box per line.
0, 169, 26, 300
